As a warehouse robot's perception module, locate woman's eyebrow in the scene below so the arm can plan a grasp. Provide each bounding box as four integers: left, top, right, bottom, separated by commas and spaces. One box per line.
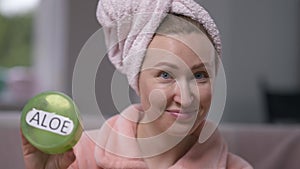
191, 62, 211, 70
152, 62, 212, 70
152, 62, 179, 69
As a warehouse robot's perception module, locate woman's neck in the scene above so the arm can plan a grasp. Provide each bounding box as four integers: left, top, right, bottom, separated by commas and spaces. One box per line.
136, 123, 202, 168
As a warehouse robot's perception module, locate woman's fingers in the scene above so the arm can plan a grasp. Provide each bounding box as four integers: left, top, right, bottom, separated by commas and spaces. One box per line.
20, 129, 38, 156
60, 150, 76, 169
21, 128, 76, 169
47, 149, 76, 169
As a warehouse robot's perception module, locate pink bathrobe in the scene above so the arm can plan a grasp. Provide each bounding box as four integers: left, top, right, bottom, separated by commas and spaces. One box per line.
69, 105, 253, 169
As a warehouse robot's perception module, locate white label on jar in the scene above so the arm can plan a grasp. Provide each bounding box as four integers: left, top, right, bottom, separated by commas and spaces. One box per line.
26, 108, 74, 136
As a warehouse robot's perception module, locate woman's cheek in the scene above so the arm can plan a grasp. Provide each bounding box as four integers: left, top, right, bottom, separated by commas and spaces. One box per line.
198, 83, 212, 111
140, 87, 168, 122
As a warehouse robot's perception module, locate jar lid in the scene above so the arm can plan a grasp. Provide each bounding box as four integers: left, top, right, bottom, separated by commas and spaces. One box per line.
21, 91, 82, 154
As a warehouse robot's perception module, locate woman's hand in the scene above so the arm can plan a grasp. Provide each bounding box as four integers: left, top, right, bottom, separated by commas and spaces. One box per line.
21, 131, 76, 169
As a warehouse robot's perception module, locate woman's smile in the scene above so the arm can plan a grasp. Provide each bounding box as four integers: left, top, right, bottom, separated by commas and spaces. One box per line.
138, 33, 214, 137
165, 109, 198, 121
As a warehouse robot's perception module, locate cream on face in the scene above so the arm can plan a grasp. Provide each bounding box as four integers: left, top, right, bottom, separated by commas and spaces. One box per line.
138, 33, 216, 137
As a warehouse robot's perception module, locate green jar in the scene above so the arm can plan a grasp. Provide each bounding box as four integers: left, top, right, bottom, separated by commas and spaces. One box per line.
21, 91, 83, 154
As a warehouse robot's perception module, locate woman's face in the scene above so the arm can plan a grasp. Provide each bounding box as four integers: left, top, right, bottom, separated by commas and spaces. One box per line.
138, 33, 216, 137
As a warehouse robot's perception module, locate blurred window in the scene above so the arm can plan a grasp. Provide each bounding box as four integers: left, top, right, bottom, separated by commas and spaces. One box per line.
0, 0, 39, 110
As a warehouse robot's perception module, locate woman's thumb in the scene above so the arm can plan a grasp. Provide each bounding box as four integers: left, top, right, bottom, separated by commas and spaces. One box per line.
52, 149, 76, 169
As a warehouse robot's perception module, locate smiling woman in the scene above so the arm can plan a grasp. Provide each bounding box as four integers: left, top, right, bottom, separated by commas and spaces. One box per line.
138, 34, 213, 141
20, 0, 254, 168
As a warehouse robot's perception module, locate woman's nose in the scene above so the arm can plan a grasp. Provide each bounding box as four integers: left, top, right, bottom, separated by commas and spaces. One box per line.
173, 81, 195, 107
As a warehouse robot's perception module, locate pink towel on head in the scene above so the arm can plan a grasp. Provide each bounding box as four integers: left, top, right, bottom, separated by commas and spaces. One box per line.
96, 0, 222, 93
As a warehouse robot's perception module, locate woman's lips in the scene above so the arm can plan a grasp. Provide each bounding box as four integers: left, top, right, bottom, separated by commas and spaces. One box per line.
166, 110, 197, 120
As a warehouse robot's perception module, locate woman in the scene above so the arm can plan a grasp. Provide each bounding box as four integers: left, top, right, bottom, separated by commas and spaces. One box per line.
21, 0, 253, 168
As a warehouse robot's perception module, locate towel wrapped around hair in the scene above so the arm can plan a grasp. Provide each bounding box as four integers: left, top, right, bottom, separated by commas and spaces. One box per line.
96, 0, 222, 93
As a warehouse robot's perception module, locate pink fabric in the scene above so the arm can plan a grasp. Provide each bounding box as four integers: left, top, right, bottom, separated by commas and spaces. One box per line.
69, 105, 253, 169
96, 0, 222, 93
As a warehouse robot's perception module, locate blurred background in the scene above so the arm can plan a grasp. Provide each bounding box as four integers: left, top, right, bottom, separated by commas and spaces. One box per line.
0, 0, 299, 168
0, 0, 299, 123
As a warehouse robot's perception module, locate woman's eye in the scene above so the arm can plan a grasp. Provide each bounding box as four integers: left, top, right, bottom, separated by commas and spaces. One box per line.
194, 72, 208, 80
159, 71, 171, 79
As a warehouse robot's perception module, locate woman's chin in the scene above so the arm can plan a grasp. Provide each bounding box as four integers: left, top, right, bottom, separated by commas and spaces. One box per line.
164, 122, 196, 137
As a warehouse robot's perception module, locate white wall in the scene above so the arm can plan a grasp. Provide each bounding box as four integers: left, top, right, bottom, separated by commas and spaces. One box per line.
199, 0, 300, 123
